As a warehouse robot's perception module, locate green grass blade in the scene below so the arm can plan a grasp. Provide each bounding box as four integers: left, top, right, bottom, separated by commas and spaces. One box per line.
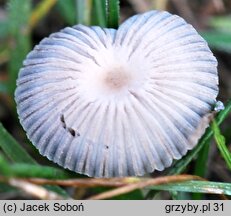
112, 190, 144, 200
10, 164, 74, 179
193, 139, 211, 177
92, 0, 106, 27
200, 31, 231, 53
76, 0, 85, 24
0, 122, 36, 164
57, 0, 76, 25
216, 100, 231, 123
209, 16, 231, 33
170, 191, 190, 200
148, 180, 231, 196
212, 120, 231, 170
8, 0, 32, 96
0, 82, 7, 93
85, 0, 93, 26
192, 138, 211, 199
106, 0, 120, 28
0, 123, 68, 196
0, 155, 73, 179
75, 0, 92, 25
0, 21, 9, 39
0, 183, 17, 193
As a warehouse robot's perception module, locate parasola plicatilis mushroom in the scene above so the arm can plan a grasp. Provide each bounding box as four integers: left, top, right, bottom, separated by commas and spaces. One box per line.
15, 10, 219, 177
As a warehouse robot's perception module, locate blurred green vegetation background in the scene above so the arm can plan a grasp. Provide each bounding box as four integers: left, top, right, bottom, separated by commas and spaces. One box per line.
0, 0, 231, 200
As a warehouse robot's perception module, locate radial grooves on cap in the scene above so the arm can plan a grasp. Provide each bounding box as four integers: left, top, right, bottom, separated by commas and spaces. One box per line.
144, 88, 206, 151
39, 96, 81, 154
38, 41, 99, 65
20, 91, 77, 125
121, 104, 140, 176
62, 27, 98, 50
55, 102, 99, 169
15, 10, 219, 177
123, 103, 145, 176
29, 93, 78, 147
78, 103, 107, 176
130, 94, 173, 169
130, 91, 183, 159
93, 105, 111, 177
73, 103, 102, 174
128, 96, 165, 171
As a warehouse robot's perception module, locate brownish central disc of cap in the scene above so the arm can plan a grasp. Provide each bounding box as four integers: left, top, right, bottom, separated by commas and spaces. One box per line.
104, 68, 131, 90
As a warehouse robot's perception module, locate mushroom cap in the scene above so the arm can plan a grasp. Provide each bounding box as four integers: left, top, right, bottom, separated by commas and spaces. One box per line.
15, 10, 218, 177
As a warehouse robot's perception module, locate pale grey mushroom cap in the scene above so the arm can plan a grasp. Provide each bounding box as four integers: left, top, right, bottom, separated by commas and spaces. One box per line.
15, 10, 218, 177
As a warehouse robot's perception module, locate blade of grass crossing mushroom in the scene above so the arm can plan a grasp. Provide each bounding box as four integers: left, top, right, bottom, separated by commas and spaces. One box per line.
145, 100, 231, 199
212, 120, 231, 170
216, 100, 231, 123
106, 0, 120, 28
88, 175, 203, 200
168, 100, 231, 175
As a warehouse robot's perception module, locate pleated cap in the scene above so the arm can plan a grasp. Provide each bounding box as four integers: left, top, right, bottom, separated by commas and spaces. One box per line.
15, 10, 219, 177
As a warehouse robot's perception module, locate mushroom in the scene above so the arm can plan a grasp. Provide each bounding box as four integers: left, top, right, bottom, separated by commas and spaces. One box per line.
15, 10, 219, 177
